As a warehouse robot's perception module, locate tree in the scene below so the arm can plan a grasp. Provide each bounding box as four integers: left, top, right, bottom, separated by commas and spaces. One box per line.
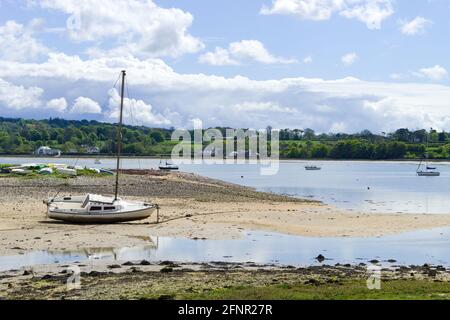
330, 141, 353, 159
386, 141, 407, 159
150, 131, 165, 143
438, 132, 447, 143
123, 142, 145, 154
374, 143, 387, 159
393, 128, 411, 142
303, 128, 315, 141
311, 144, 329, 158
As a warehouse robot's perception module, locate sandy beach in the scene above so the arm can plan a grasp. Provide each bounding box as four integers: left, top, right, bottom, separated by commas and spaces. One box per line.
1, 171, 450, 256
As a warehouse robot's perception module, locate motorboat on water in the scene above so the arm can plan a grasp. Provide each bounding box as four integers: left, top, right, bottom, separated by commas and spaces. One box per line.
417, 171, 440, 177
45, 70, 158, 223
159, 160, 179, 171
305, 165, 321, 171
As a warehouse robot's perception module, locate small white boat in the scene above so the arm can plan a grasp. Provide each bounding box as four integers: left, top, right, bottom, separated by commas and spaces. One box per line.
56, 167, 77, 176
100, 169, 114, 175
305, 165, 321, 171
11, 168, 27, 174
159, 160, 179, 171
46, 194, 156, 223
39, 167, 53, 175
94, 158, 102, 164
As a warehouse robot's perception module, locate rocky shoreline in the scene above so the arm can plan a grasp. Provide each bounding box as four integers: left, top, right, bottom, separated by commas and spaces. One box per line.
1, 260, 449, 300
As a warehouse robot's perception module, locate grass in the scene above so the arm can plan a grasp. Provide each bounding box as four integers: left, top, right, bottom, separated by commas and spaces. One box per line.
136, 280, 450, 300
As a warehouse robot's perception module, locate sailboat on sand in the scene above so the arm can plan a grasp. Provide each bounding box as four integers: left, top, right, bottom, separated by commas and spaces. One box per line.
45, 71, 158, 223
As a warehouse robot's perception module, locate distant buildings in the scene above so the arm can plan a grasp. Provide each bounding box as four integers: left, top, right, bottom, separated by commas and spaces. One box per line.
34, 146, 61, 157
82, 145, 100, 154
34, 145, 99, 156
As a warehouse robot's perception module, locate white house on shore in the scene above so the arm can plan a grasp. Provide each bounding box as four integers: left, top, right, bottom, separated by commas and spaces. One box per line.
34, 146, 61, 157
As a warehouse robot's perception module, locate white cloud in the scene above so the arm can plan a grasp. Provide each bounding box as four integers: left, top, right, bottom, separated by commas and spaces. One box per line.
0, 20, 50, 62
0, 78, 43, 110
46, 97, 67, 112
303, 55, 313, 64
107, 89, 171, 126
400, 16, 432, 35
339, 0, 394, 30
3, 54, 450, 132
199, 40, 297, 66
390, 73, 403, 80
416, 65, 448, 81
260, 0, 394, 30
341, 52, 358, 66
260, 0, 343, 20
71, 96, 102, 114
198, 47, 239, 66
32, 0, 204, 58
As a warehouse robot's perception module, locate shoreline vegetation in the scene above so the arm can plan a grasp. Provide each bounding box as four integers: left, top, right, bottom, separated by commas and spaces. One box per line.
1, 171, 450, 300
2, 262, 449, 300
2, 117, 450, 160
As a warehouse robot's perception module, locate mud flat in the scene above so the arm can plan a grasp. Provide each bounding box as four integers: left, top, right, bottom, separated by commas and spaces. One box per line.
1, 171, 450, 256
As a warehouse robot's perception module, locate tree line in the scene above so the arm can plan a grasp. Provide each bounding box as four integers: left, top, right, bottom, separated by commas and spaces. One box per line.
0, 117, 449, 159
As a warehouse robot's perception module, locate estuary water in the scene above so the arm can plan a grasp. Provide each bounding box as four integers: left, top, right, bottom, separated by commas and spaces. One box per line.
1, 157, 450, 270
2, 157, 450, 214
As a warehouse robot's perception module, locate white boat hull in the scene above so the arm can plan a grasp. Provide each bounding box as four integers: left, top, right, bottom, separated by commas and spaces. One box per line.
46, 194, 157, 224
417, 171, 440, 177
48, 205, 156, 223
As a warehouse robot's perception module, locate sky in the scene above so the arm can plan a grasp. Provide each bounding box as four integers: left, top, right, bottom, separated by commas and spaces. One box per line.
0, 0, 450, 133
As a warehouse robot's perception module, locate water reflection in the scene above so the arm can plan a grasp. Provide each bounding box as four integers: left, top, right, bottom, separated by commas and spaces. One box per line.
1, 228, 449, 272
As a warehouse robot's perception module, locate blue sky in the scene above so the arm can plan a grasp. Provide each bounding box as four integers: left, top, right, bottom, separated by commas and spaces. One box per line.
1, 0, 450, 133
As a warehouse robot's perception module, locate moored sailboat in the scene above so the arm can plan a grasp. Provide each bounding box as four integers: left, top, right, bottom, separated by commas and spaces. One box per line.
416, 130, 440, 177
45, 71, 158, 223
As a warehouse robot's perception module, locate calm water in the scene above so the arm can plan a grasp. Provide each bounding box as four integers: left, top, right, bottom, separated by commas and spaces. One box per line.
1, 228, 449, 272
2, 157, 450, 270
2, 157, 450, 214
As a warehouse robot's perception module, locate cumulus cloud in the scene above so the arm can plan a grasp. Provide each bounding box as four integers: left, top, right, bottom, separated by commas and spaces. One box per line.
0, 20, 50, 62
260, 0, 394, 29
199, 40, 297, 66
46, 97, 68, 112
71, 96, 102, 114
107, 88, 171, 126
32, 0, 204, 58
0, 78, 43, 110
341, 52, 358, 66
416, 65, 448, 81
2, 54, 450, 132
400, 16, 432, 35
198, 47, 239, 66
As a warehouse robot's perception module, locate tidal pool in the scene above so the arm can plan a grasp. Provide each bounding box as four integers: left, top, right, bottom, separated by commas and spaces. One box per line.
1, 227, 449, 272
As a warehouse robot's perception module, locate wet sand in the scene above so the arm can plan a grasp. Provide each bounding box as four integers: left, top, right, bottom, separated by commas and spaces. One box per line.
1, 171, 450, 256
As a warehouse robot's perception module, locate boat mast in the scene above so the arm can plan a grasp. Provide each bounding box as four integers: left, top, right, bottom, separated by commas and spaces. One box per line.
114, 70, 126, 201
